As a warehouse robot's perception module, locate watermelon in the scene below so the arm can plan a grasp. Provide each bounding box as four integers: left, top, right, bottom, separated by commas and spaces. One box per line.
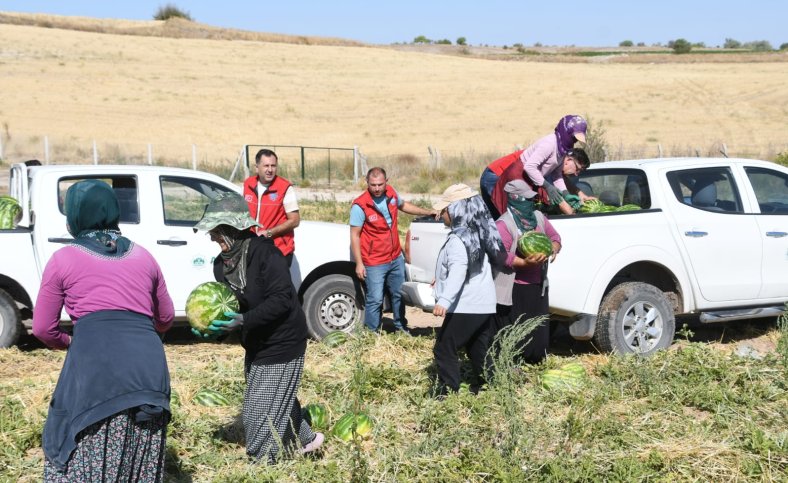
578, 198, 607, 213
332, 412, 373, 442
186, 282, 239, 334
303, 403, 329, 430
322, 330, 348, 348
517, 231, 553, 258
540, 363, 587, 391
617, 204, 641, 211
193, 388, 230, 407
0, 195, 22, 230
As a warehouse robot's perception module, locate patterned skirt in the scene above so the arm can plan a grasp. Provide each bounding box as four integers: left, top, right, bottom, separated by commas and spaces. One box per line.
43, 409, 167, 482
243, 355, 316, 463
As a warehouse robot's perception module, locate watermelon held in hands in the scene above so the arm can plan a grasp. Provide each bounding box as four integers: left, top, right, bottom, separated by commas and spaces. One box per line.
193, 388, 230, 407
517, 231, 553, 258
332, 412, 373, 442
322, 330, 348, 348
185, 282, 239, 334
303, 403, 329, 430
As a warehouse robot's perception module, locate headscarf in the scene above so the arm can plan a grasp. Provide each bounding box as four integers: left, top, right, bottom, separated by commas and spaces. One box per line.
446, 195, 505, 275
503, 179, 537, 232
554, 114, 587, 159
65, 180, 131, 257
194, 192, 261, 292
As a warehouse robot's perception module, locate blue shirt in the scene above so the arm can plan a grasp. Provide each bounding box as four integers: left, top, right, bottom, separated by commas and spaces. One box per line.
350, 189, 403, 227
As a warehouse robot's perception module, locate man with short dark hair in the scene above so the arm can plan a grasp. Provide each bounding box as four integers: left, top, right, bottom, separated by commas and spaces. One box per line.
350, 167, 437, 334
243, 149, 300, 266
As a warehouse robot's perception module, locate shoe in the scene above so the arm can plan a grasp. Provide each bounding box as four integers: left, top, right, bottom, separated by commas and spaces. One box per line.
394, 327, 413, 337
300, 432, 324, 454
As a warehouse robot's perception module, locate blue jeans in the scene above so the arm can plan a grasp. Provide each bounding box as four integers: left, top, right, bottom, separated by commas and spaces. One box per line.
364, 254, 406, 331
480, 167, 500, 218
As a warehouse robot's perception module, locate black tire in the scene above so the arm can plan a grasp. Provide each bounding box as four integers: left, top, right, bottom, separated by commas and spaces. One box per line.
593, 282, 675, 355
302, 274, 364, 340
0, 289, 22, 349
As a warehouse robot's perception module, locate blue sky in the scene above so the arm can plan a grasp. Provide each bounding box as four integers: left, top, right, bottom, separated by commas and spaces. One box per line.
1, 0, 786, 48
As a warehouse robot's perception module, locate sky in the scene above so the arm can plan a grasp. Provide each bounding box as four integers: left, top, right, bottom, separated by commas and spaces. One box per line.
1, 0, 786, 48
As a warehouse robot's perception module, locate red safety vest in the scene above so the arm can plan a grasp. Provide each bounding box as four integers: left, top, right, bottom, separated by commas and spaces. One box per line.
488, 149, 524, 176
243, 175, 295, 256
352, 186, 401, 266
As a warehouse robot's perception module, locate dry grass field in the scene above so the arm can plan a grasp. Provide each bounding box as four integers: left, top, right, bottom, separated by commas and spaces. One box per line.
1, 12, 787, 172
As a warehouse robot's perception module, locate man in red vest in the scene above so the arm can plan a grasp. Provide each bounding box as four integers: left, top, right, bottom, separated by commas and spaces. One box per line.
243, 149, 300, 266
350, 167, 437, 334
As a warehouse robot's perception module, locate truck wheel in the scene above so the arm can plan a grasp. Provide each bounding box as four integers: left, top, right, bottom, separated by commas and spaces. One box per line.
302, 274, 364, 340
0, 289, 22, 349
594, 282, 675, 355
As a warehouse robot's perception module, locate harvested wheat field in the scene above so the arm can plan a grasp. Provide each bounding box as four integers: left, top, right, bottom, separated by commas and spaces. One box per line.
1, 13, 788, 166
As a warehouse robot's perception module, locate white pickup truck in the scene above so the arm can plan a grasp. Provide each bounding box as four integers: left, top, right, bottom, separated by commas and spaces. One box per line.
403, 157, 788, 354
0, 163, 363, 347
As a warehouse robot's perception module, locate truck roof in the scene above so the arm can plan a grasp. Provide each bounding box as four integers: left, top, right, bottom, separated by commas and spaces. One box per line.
588, 157, 778, 171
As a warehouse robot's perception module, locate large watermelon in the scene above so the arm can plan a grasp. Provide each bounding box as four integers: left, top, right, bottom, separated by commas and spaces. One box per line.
332, 412, 373, 442
193, 388, 230, 407
578, 198, 607, 213
0, 195, 22, 230
186, 282, 239, 334
303, 403, 329, 430
517, 231, 553, 258
540, 362, 587, 391
322, 330, 348, 348
617, 204, 641, 212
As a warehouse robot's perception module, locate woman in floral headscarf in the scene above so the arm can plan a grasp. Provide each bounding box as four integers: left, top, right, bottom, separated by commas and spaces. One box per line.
193, 192, 323, 463
33, 179, 174, 482
488, 115, 590, 216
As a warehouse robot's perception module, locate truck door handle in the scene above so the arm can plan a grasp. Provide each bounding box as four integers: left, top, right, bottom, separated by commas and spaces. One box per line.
766, 231, 787, 238
48, 237, 73, 244
684, 231, 708, 238
157, 240, 187, 246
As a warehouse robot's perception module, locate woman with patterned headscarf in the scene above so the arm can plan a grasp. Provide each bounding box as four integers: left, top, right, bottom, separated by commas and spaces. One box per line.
431, 184, 504, 396
493, 180, 562, 365
193, 192, 323, 463
33, 179, 174, 481
488, 115, 590, 217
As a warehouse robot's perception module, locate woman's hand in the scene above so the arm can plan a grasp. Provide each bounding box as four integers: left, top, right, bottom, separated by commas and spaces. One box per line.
207, 312, 244, 334
550, 242, 561, 263
433, 304, 447, 317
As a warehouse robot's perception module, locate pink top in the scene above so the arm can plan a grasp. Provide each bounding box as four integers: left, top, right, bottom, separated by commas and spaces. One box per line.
496, 216, 561, 285
32, 243, 174, 349
520, 134, 568, 192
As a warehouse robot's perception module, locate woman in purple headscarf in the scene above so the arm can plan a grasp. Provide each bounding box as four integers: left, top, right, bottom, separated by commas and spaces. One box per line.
489, 115, 591, 216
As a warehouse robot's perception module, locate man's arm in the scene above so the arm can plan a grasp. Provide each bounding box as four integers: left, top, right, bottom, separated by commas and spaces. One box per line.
266, 211, 300, 239
400, 201, 437, 217
350, 225, 365, 280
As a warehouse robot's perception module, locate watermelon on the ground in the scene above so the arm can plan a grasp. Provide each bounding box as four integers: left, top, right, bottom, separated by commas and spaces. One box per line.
517, 231, 553, 258
303, 403, 329, 430
322, 330, 348, 348
332, 412, 373, 442
193, 388, 230, 407
540, 365, 586, 391
186, 282, 239, 334
0, 196, 22, 230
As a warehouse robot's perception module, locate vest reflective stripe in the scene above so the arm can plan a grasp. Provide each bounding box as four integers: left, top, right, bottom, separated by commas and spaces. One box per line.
243, 175, 295, 256
353, 186, 401, 266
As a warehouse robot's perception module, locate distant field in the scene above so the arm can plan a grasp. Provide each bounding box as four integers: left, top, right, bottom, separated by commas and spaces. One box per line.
1, 13, 787, 178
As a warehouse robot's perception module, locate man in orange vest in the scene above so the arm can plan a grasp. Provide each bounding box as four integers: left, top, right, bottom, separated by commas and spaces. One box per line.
243, 149, 300, 266
350, 167, 437, 334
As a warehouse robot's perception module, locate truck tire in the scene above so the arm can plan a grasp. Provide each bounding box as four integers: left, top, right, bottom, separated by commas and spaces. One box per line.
594, 282, 675, 355
302, 274, 364, 340
0, 289, 22, 349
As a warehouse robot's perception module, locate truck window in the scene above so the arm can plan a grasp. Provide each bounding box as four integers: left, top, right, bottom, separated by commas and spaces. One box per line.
57, 176, 140, 224
666, 167, 743, 213
160, 176, 235, 226
577, 169, 651, 208
744, 167, 788, 214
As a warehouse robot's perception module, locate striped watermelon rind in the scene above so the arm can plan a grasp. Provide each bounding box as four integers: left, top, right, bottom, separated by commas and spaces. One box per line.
0, 196, 22, 230
193, 388, 230, 407
540, 365, 586, 391
185, 282, 239, 333
517, 231, 553, 258
332, 412, 373, 442
617, 204, 641, 211
303, 403, 329, 430
322, 330, 348, 348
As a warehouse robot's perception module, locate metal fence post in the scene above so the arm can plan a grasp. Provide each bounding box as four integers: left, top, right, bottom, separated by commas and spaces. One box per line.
300, 146, 305, 180
93, 140, 98, 164
192, 144, 197, 170
353, 146, 358, 184
44, 136, 49, 164
327, 149, 331, 186
148, 144, 153, 165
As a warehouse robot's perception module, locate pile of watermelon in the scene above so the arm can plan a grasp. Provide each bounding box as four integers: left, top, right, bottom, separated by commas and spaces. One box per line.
578, 199, 641, 213
540, 362, 588, 391
517, 231, 553, 258
0, 195, 22, 229
193, 388, 230, 406
185, 282, 240, 334
332, 412, 373, 442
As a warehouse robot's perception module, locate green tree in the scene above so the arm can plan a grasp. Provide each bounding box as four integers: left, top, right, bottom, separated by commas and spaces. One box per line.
413, 35, 431, 44
780, 42, 788, 51
724, 38, 741, 49
153, 3, 193, 21
456, 36, 467, 46
435, 39, 452, 45
619, 40, 634, 47
743, 40, 773, 51
671, 38, 692, 54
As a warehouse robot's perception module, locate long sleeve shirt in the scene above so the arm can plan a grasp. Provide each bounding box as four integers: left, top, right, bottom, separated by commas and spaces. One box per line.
496, 217, 561, 285
32, 244, 174, 349
520, 134, 567, 192
433, 235, 496, 314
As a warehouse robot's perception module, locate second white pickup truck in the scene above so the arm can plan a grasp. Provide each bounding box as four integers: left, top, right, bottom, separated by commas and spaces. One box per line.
403, 157, 788, 354
0, 163, 363, 347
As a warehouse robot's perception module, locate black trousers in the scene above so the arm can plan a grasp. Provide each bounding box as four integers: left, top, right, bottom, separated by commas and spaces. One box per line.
433, 312, 494, 392
494, 283, 550, 364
